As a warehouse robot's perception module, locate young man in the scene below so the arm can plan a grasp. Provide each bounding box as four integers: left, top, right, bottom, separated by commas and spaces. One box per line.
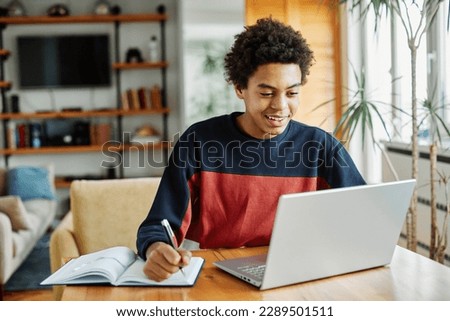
137, 18, 365, 281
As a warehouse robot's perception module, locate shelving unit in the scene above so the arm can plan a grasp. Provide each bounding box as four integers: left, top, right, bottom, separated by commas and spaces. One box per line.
0, 13, 167, 25
0, 140, 169, 156
0, 109, 170, 156
0, 9, 169, 178
0, 108, 170, 120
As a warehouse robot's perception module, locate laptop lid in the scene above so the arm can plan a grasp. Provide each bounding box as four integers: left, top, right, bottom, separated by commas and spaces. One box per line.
214, 179, 416, 290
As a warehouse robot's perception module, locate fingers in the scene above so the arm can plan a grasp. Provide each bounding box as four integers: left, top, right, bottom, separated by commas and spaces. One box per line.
143, 242, 192, 282
144, 242, 179, 281
178, 249, 192, 267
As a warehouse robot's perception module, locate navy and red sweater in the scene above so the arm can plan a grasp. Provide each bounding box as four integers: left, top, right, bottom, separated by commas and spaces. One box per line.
137, 112, 365, 259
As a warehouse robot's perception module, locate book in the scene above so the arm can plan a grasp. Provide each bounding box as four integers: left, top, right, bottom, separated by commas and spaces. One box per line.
150, 85, 163, 110
17, 123, 29, 148
130, 89, 140, 110
121, 91, 130, 111
137, 87, 151, 109
41, 246, 205, 287
7, 121, 16, 149
125, 89, 136, 110
94, 123, 112, 145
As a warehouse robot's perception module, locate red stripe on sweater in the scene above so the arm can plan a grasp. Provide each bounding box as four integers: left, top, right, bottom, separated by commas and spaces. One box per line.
178, 171, 329, 249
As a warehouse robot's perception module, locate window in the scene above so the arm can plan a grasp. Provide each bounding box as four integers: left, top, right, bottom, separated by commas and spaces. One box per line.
345, 1, 449, 181
390, 1, 429, 143
444, 10, 450, 123
180, 0, 244, 129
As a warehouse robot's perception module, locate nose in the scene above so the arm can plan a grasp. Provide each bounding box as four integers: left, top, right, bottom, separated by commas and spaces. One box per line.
270, 95, 288, 110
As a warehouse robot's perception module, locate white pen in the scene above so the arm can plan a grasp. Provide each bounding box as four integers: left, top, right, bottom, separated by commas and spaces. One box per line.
161, 219, 186, 276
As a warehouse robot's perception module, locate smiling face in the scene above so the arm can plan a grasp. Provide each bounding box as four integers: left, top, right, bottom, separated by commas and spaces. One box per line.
235, 63, 302, 139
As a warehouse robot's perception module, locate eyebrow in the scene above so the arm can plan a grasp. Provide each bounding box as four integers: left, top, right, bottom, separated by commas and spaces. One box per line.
257, 83, 301, 90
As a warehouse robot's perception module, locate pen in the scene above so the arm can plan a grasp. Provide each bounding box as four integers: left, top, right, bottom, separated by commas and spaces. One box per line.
161, 219, 186, 276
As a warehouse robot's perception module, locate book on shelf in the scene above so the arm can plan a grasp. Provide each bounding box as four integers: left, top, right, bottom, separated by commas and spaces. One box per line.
16, 122, 29, 148
11, 122, 44, 148
130, 89, 140, 110
40, 246, 205, 287
7, 121, 16, 149
125, 89, 135, 110
121, 92, 130, 111
122, 86, 163, 111
137, 87, 151, 109
90, 123, 112, 145
150, 85, 163, 110
123, 88, 141, 111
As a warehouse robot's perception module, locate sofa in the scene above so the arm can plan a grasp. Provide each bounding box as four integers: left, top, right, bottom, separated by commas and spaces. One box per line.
49, 177, 161, 300
0, 166, 57, 300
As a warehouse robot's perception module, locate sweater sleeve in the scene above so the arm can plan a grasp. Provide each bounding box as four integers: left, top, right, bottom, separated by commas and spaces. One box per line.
136, 129, 200, 259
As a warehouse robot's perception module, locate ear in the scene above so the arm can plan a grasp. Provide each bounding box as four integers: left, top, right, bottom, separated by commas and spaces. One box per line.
234, 85, 244, 99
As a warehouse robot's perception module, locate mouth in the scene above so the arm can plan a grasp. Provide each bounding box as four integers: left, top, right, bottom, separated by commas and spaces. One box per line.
265, 114, 289, 124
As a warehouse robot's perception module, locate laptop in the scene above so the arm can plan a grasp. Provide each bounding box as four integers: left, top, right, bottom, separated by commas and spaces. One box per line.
213, 179, 416, 290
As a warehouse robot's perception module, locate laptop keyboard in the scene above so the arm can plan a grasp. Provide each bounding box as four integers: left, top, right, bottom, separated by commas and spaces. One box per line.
238, 264, 266, 280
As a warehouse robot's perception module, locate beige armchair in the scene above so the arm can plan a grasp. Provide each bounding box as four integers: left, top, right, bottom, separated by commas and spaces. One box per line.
49, 177, 161, 300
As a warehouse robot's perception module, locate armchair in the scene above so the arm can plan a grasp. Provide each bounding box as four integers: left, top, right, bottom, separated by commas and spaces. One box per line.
49, 177, 161, 300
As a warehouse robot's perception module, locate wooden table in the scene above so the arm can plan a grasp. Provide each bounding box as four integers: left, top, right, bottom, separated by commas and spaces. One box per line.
61, 246, 450, 301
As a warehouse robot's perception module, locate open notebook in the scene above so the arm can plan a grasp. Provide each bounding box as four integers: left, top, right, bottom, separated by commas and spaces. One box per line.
41, 246, 204, 287
214, 180, 416, 290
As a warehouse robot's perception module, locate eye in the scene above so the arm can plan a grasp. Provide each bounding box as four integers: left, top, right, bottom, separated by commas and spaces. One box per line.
260, 92, 274, 97
287, 91, 299, 97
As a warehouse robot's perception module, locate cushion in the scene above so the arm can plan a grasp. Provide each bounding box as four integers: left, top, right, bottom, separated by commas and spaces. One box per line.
0, 195, 30, 231
7, 166, 56, 201
23, 199, 57, 221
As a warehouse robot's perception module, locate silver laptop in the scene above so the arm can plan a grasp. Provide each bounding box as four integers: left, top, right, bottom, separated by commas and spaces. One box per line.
214, 179, 416, 290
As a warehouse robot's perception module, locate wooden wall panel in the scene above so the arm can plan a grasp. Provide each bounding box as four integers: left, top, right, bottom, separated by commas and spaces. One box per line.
245, 0, 341, 132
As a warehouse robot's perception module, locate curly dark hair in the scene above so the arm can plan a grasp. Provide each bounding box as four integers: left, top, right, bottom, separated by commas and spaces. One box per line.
224, 17, 314, 89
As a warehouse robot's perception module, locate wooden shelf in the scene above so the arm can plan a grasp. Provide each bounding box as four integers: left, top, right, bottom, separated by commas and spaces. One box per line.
112, 61, 169, 70
55, 177, 73, 189
0, 49, 10, 57
0, 108, 170, 120
0, 141, 169, 156
0, 81, 11, 89
0, 13, 167, 25
55, 176, 107, 188
0, 144, 110, 155
123, 141, 169, 151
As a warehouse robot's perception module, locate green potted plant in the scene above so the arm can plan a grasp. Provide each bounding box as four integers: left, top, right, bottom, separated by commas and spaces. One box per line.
313, 62, 402, 180
419, 94, 450, 262
337, 0, 449, 253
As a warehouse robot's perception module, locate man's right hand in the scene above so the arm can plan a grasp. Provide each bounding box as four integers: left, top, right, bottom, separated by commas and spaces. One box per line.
143, 242, 192, 282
